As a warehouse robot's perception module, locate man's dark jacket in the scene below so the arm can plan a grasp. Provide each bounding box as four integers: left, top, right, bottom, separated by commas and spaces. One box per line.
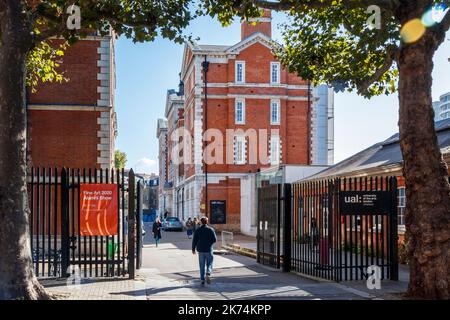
192, 224, 217, 253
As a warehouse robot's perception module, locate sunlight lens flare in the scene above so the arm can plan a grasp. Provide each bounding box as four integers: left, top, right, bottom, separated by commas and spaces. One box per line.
400, 19, 426, 44
421, 4, 449, 27
401, 4, 449, 44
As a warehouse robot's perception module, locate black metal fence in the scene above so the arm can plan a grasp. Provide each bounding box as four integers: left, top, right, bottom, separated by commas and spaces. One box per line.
28, 167, 141, 279
257, 184, 291, 271
257, 177, 399, 282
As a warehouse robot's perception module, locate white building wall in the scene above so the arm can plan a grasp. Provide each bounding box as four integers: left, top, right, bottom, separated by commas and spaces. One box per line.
311, 85, 334, 165
240, 174, 257, 237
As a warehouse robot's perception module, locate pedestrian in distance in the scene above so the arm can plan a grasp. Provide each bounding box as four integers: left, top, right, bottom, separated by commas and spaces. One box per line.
152, 217, 162, 247
193, 217, 199, 232
310, 217, 319, 250
186, 217, 194, 239
192, 216, 217, 287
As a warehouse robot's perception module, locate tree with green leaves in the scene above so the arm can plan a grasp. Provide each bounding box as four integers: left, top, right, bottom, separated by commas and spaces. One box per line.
201, 0, 450, 299
114, 150, 127, 170
0, 0, 192, 300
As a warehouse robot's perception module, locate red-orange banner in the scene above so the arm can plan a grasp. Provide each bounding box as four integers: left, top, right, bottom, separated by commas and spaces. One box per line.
80, 184, 118, 236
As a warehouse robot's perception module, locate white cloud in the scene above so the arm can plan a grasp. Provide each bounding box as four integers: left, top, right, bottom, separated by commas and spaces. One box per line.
133, 158, 158, 174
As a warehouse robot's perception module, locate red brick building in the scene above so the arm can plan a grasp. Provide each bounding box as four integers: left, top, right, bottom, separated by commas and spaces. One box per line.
165, 10, 319, 231
27, 33, 117, 170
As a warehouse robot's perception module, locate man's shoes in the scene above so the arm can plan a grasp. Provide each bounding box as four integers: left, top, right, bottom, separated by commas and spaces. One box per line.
201, 281, 205, 287
206, 273, 211, 284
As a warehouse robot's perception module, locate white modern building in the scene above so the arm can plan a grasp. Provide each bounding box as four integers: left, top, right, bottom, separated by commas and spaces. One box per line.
433, 91, 450, 122
311, 84, 334, 165
156, 118, 170, 215
438, 92, 450, 121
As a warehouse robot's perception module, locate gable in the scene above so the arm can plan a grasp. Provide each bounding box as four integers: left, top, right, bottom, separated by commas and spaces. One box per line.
226, 32, 279, 55
180, 42, 195, 79
234, 41, 277, 61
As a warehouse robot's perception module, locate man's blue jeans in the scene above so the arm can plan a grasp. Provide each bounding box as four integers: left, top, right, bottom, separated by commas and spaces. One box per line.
198, 252, 213, 281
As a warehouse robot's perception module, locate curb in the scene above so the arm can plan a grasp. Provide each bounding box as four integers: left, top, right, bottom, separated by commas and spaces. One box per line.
222, 244, 257, 259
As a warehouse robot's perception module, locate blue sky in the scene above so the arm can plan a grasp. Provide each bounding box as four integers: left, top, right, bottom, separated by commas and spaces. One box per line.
114, 12, 450, 174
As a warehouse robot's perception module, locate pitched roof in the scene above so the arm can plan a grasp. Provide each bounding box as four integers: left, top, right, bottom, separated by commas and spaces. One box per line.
304, 118, 450, 180
189, 32, 278, 55
195, 44, 230, 51
180, 32, 279, 79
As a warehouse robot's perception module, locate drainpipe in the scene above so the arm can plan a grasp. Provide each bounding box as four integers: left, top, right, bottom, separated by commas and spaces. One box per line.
202, 56, 210, 217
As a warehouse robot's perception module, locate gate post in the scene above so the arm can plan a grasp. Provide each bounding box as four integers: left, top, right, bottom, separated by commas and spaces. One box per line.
276, 185, 281, 269
283, 184, 292, 273
128, 169, 136, 279
256, 188, 261, 264
136, 181, 143, 270
389, 177, 399, 280
60, 168, 70, 278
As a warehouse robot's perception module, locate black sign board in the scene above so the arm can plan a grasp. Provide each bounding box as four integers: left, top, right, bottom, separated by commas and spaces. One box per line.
339, 191, 392, 215
210, 200, 226, 224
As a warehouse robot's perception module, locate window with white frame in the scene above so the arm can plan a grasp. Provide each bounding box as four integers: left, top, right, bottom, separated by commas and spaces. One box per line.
270, 100, 280, 125
234, 136, 246, 165
235, 99, 245, 124
235, 61, 245, 83
270, 62, 280, 84
398, 187, 406, 227
270, 135, 280, 165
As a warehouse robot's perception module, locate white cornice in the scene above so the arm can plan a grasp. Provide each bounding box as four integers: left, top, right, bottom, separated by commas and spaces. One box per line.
199, 94, 308, 101
248, 17, 272, 23
186, 33, 280, 61
27, 104, 110, 111
204, 83, 309, 90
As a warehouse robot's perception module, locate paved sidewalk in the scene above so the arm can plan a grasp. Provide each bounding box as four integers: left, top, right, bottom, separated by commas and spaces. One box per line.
41, 227, 408, 300
225, 232, 408, 300
41, 277, 147, 300
140, 231, 389, 300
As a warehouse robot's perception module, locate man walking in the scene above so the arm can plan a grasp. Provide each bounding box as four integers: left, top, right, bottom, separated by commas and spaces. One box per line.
192, 217, 217, 286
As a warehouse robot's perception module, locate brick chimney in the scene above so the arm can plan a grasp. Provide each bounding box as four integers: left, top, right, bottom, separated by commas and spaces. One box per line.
241, 9, 272, 40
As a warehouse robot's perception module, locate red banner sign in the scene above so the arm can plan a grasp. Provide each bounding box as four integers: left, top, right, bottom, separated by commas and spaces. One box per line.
80, 184, 118, 236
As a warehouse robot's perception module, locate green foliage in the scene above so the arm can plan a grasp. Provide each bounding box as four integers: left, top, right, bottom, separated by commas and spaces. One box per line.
26, 41, 67, 92
27, 0, 195, 87
277, 6, 400, 97
342, 242, 374, 256
200, 0, 450, 98
24, 1, 450, 97
114, 150, 127, 169
32, 0, 194, 44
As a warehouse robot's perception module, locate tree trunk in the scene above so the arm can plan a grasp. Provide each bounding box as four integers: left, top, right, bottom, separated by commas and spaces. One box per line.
397, 33, 450, 299
0, 0, 50, 300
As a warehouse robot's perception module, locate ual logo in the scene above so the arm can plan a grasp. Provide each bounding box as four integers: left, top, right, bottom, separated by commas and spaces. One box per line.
344, 195, 362, 204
